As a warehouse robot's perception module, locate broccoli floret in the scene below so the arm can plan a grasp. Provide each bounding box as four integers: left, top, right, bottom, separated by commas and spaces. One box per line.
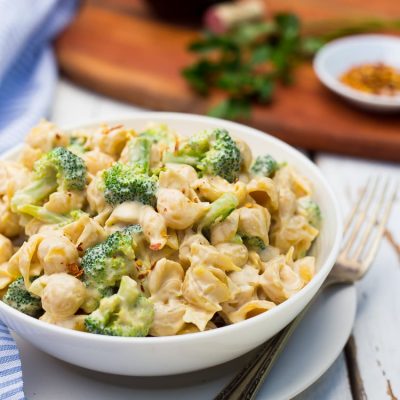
185, 130, 212, 156
163, 152, 199, 167
10, 177, 57, 213
240, 235, 266, 251
2, 277, 42, 317
16, 205, 84, 225
298, 197, 321, 228
164, 128, 241, 183
81, 225, 142, 290
11, 147, 87, 212
163, 131, 210, 166
102, 135, 157, 207
250, 154, 279, 177
231, 234, 244, 245
84, 276, 154, 337
35, 147, 87, 191
139, 124, 177, 150
199, 193, 238, 231
102, 163, 158, 207
68, 136, 87, 156
124, 136, 152, 175
83, 286, 115, 315
199, 129, 241, 183
81, 225, 143, 311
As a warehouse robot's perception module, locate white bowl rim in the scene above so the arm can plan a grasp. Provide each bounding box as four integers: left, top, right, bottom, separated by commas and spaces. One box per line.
313, 34, 400, 106
0, 112, 343, 344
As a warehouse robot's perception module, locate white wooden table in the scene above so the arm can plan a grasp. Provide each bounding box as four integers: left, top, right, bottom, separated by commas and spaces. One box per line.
48, 79, 400, 400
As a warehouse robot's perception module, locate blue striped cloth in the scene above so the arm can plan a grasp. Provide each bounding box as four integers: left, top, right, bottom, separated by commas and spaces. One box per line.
0, 1, 78, 398
0, 0, 79, 154
0, 322, 24, 400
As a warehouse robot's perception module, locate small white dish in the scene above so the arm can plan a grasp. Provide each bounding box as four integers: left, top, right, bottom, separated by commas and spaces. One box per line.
313, 34, 400, 112
17, 285, 356, 400
0, 113, 343, 376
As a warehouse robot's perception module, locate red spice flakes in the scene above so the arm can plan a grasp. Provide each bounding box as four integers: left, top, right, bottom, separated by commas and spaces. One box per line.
137, 270, 150, 280
102, 124, 123, 135
67, 263, 83, 278
149, 243, 162, 251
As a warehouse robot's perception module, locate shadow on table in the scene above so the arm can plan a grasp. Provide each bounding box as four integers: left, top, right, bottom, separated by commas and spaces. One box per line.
69, 349, 254, 391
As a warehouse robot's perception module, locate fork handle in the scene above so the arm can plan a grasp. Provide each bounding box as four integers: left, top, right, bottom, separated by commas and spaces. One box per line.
214, 322, 296, 400
214, 282, 330, 400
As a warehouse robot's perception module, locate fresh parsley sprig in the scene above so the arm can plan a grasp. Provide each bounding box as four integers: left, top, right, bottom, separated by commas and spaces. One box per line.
182, 12, 400, 119
182, 13, 320, 119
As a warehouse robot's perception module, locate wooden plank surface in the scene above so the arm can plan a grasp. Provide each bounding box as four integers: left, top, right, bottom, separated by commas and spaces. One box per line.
316, 154, 400, 400
55, 1, 400, 162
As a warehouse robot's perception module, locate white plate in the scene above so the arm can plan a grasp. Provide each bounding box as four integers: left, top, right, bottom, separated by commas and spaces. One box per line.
313, 34, 400, 112
17, 285, 356, 400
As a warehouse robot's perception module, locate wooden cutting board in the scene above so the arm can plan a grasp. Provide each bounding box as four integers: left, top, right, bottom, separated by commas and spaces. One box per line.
55, 0, 400, 162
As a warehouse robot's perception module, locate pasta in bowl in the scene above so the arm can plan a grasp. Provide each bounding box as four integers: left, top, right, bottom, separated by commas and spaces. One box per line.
0, 113, 342, 375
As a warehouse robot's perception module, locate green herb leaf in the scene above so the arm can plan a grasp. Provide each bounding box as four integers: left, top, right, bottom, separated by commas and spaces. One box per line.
208, 98, 251, 120
182, 12, 400, 120
275, 13, 300, 39
252, 75, 274, 102
189, 32, 238, 53
182, 59, 220, 94
231, 21, 276, 46
300, 36, 326, 57
251, 45, 272, 64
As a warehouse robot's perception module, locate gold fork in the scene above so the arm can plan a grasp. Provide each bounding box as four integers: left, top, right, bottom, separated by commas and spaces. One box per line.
215, 176, 398, 400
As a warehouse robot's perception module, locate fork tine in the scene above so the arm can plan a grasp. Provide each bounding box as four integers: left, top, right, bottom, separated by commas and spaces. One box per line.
342, 176, 371, 235
341, 176, 379, 258
351, 177, 390, 261
362, 182, 398, 272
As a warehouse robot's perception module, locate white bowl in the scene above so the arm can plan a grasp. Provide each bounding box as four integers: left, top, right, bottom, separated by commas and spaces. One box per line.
313, 34, 400, 111
0, 113, 343, 376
